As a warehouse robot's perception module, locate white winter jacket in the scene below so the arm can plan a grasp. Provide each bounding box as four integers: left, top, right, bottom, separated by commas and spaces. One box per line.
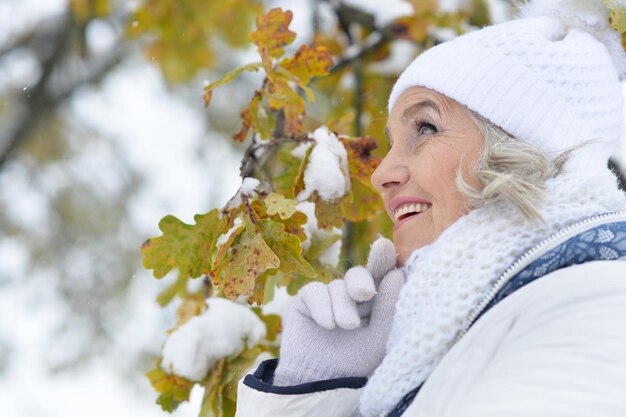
235, 215, 626, 417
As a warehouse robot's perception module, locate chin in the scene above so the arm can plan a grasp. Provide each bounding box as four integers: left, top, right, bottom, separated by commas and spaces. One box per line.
394, 240, 424, 266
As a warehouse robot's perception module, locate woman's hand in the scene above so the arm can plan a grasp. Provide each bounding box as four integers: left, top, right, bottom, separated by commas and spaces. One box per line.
272, 237, 405, 386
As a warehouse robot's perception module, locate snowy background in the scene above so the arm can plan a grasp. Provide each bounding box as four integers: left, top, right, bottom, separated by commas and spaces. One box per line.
0, 0, 624, 416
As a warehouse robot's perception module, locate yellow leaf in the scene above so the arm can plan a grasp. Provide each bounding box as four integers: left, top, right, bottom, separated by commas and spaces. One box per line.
313, 193, 345, 231
249, 92, 275, 140
266, 77, 305, 134
341, 136, 381, 186
175, 294, 207, 327
609, 8, 626, 33
279, 45, 333, 85
265, 193, 298, 219
249, 8, 297, 60
220, 216, 280, 300
342, 179, 384, 222
147, 364, 194, 412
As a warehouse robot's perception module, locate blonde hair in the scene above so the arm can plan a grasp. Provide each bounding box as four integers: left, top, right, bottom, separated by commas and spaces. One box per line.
456, 110, 584, 223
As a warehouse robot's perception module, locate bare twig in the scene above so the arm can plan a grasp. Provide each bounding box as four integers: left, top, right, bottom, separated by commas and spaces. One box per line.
0, 10, 126, 169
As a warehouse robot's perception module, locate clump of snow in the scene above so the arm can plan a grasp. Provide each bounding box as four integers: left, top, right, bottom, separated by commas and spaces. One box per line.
240, 177, 260, 195
297, 201, 343, 267
215, 216, 243, 248
161, 297, 266, 381
318, 239, 343, 268
297, 126, 350, 202
226, 177, 261, 209
291, 142, 312, 159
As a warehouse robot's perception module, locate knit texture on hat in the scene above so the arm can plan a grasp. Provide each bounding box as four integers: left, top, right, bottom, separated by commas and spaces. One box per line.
387, 0, 625, 173
358, 168, 626, 417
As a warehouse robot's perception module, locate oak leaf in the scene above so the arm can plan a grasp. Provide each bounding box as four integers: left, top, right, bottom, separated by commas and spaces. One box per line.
220, 216, 280, 300
249, 8, 296, 60
141, 210, 227, 279
147, 363, 194, 412
265, 192, 298, 219
279, 45, 333, 85
259, 219, 316, 282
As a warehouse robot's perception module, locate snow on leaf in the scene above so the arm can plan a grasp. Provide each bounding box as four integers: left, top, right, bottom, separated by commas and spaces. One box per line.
162, 297, 266, 389
141, 209, 227, 279
241, 177, 261, 194
220, 215, 280, 300
279, 45, 333, 85
297, 126, 350, 202
265, 192, 298, 219
249, 8, 296, 60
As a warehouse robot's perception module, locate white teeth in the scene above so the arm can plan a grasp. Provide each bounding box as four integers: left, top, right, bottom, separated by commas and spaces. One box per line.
394, 203, 431, 221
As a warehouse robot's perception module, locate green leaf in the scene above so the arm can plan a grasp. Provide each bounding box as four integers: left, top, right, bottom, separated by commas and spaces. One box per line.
609, 7, 626, 33
259, 219, 316, 282
313, 194, 345, 231
141, 209, 227, 279
203, 62, 262, 107
265, 192, 298, 219
220, 215, 280, 300
147, 365, 194, 413
343, 178, 384, 222
156, 273, 188, 307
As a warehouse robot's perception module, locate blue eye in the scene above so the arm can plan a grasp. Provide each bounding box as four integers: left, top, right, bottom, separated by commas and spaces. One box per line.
413, 119, 438, 136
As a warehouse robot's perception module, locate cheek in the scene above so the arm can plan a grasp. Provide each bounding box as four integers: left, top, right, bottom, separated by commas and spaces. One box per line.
417, 145, 473, 228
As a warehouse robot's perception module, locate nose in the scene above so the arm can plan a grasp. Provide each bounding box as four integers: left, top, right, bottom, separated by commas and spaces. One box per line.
371, 151, 410, 193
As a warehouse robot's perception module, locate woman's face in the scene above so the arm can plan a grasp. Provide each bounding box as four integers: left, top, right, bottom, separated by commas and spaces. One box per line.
371, 86, 484, 265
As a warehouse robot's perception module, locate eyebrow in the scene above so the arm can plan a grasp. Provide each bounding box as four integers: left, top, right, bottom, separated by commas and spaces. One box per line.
384, 99, 441, 146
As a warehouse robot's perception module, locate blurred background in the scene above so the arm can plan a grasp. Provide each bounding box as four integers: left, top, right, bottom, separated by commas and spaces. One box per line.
0, 0, 624, 416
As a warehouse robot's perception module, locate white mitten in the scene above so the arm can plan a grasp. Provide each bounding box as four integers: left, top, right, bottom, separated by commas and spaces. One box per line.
273, 237, 405, 386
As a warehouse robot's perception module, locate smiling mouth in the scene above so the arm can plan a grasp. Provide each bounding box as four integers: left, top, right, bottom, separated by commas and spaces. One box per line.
394, 202, 431, 223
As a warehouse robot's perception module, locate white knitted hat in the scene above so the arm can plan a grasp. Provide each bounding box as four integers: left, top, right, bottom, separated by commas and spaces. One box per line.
388, 0, 626, 173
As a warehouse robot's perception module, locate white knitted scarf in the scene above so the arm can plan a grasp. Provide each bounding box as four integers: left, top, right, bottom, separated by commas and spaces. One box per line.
359, 169, 626, 417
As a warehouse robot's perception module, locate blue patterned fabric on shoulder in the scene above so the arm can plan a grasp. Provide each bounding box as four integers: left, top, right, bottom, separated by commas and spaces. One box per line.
480, 221, 626, 316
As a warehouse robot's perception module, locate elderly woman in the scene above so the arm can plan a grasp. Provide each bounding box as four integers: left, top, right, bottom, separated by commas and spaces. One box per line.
235, 1, 626, 416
